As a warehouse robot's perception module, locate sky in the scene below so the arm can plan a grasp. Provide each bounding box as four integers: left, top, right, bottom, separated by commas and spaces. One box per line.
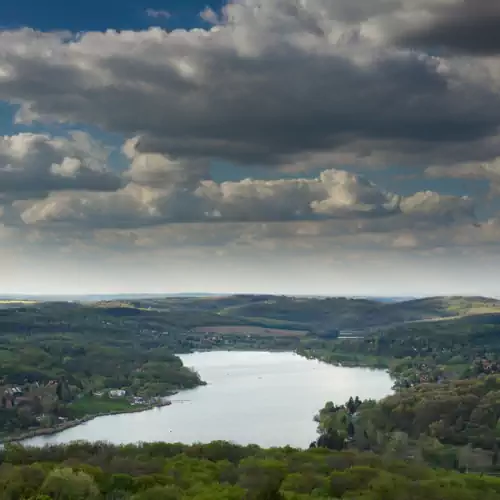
2, 0, 500, 296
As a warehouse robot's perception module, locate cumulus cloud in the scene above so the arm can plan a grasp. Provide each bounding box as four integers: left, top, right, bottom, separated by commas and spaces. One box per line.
123, 137, 209, 188
12, 166, 475, 230
0, 131, 121, 199
400, 191, 475, 223
0, 0, 499, 171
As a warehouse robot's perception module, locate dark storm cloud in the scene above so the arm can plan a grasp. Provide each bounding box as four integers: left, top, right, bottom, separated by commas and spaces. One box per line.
395, 1, 500, 56
0, 3, 500, 170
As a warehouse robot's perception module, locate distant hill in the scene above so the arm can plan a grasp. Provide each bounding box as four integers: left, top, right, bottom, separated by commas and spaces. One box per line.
200, 295, 500, 330
3, 294, 500, 333
0, 293, 222, 302
74, 294, 500, 332
359, 296, 418, 303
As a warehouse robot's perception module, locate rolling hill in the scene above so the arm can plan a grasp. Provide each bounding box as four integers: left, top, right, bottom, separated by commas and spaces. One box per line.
9, 294, 499, 335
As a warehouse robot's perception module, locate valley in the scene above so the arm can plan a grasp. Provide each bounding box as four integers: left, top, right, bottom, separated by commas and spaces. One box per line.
2, 294, 500, 497
1, 295, 500, 458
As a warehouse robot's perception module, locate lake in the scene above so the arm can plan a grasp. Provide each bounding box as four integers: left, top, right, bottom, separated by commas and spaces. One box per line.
22, 351, 393, 449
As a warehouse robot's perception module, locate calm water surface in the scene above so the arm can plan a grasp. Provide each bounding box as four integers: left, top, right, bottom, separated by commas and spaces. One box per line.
23, 351, 393, 448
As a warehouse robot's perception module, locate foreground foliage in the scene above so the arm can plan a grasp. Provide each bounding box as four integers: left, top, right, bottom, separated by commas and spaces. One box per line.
1, 441, 500, 499
313, 379, 500, 477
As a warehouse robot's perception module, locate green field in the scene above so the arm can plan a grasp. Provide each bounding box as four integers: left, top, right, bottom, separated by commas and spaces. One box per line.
67, 396, 136, 418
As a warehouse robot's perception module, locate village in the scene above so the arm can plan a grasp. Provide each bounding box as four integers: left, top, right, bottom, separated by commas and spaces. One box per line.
0, 377, 169, 437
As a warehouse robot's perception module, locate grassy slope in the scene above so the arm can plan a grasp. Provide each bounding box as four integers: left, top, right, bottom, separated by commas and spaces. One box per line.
67, 396, 134, 417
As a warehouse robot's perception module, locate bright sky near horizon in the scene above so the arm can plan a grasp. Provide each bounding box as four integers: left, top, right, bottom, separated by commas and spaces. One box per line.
1, 0, 500, 296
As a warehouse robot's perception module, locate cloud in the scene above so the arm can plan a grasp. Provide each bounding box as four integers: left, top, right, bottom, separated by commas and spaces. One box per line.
0, 131, 122, 199
0, 0, 498, 268
400, 191, 474, 224
123, 137, 210, 188
393, 1, 500, 56
145, 9, 171, 19
0, 1, 499, 171
199, 7, 219, 25
13, 166, 475, 230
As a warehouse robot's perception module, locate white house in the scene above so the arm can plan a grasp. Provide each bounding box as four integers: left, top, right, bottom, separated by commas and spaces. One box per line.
109, 389, 126, 398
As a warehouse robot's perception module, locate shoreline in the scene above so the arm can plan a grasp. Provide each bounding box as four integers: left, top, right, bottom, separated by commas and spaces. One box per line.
2, 351, 393, 446
1, 400, 173, 446
295, 350, 392, 370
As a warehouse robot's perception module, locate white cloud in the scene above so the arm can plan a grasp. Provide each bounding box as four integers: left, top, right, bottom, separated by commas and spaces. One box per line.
123, 137, 209, 187
400, 191, 474, 222
13, 166, 475, 230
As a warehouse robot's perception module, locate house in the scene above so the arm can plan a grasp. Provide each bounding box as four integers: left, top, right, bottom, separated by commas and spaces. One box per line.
109, 389, 126, 398
4, 386, 23, 396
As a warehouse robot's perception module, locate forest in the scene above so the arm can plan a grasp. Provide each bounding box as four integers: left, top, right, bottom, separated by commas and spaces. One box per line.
1, 440, 500, 499
313, 379, 500, 476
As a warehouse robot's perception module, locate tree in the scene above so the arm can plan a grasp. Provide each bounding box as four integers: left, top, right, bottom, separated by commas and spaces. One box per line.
347, 421, 355, 438
40, 468, 100, 500
0, 464, 46, 500
458, 444, 474, 473
316, 431, 345, 451
493, 443, 499, 467
347, 397, 356, 415
132, 485, 181, 499
188, 483, 246, 500
387, 432, 409, 460
280, 472, 328, 496
238, 458, 286, 500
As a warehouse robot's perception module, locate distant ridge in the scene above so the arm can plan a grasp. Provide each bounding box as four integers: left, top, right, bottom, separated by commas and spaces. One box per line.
0, 293, 222, 301
351, 296, 418, 303
2, 294, 500, 331
0, 293, 497, 303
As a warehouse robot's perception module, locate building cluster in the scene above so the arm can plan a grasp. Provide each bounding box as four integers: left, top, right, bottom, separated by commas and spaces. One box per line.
0, 380, 59, 410
93, 389, 163, 406
474, 358, 500, 375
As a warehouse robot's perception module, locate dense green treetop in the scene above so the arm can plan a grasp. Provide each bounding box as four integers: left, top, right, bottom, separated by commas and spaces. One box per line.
1, 441, 500, 499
